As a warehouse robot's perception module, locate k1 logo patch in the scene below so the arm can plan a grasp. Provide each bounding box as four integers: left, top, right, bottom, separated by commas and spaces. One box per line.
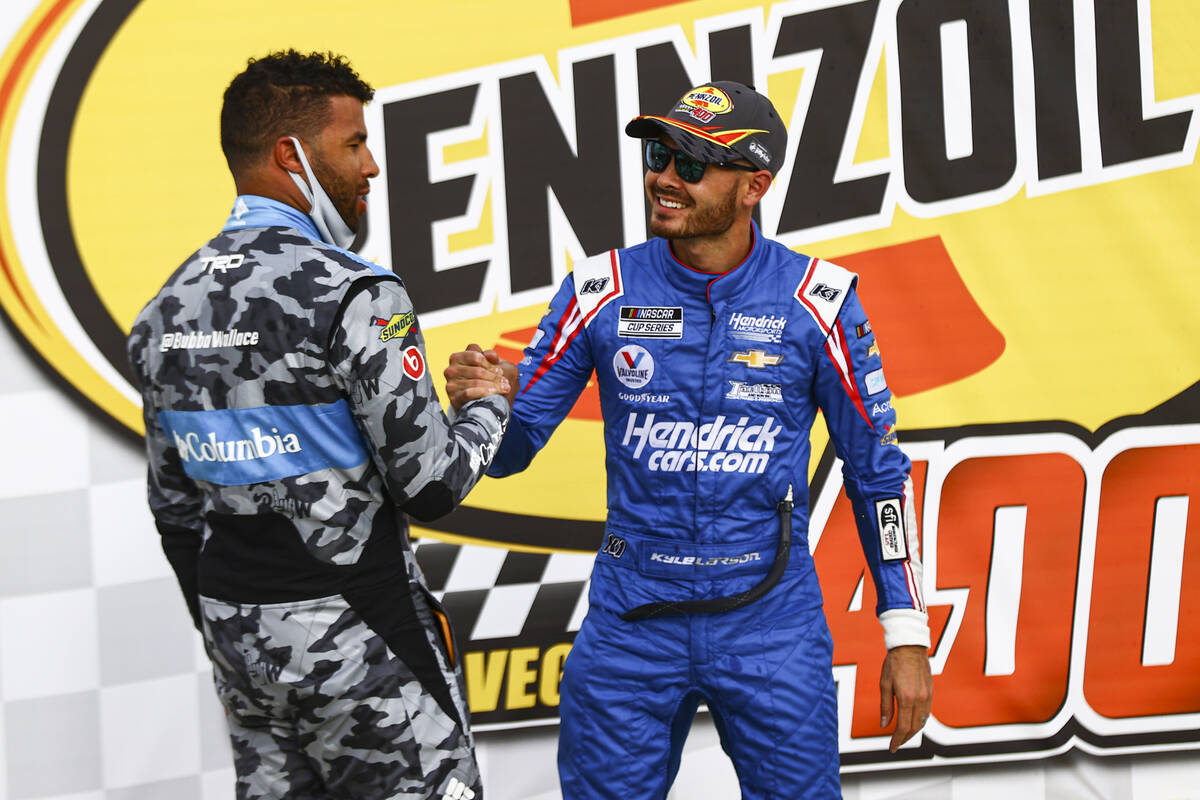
808, 282, 841, 302
579, 277, 610, 294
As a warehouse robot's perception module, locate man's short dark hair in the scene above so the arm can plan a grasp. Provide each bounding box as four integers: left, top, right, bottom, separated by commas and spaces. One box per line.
220, 49, 375, 175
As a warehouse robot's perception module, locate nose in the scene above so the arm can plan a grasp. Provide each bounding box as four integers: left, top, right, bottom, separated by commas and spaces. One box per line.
363, 145, 380, 180
653, 155, 683, 190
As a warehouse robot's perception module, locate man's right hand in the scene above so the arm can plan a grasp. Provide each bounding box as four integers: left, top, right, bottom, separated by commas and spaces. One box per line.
445, 343, 517, 410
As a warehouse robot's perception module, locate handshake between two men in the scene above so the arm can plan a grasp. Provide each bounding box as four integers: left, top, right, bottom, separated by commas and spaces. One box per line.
444, 344, 520, 412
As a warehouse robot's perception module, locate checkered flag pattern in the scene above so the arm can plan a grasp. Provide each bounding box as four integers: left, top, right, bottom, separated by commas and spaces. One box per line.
0, 372, 239, 799
413, 540, 593, 642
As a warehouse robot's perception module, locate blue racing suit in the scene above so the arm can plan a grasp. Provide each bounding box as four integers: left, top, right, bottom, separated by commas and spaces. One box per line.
487, 225, 928, 800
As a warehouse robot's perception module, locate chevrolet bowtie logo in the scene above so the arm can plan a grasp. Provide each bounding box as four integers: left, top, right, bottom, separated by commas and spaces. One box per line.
729, 349, 782, 368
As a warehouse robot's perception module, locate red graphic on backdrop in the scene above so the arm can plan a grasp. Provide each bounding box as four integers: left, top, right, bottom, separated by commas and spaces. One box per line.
491, 236, 1004, 416
570, 0, 691, 26
1086, 444, 1200, 718
834, 237, 1005, 396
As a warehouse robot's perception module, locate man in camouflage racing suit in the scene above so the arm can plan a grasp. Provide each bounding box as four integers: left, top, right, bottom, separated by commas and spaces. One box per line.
128, 51, 510, 800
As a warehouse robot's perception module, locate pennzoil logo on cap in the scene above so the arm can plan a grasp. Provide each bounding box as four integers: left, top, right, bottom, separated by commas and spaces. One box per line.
678, 86, 733, 124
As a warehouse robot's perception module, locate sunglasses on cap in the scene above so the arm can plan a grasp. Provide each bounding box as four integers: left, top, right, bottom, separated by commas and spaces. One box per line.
643, 140, 758, 183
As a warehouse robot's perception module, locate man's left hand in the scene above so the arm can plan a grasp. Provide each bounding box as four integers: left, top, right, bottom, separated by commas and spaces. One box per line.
880, 644, 933, 752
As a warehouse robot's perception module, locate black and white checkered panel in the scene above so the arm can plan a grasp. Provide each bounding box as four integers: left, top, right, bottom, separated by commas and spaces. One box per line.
415, 541, 592, 641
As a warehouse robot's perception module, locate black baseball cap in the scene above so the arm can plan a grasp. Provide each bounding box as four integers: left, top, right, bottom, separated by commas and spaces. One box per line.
625, 81, 788, 175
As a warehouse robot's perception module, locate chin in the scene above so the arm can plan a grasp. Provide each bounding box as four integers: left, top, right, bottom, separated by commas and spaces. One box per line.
648, 217, 683, 239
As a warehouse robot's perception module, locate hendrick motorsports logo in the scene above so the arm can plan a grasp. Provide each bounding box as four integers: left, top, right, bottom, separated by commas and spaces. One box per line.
728, 312, 787, 344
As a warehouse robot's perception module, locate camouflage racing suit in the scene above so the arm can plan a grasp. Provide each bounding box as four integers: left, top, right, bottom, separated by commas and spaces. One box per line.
128, 195, 506, 799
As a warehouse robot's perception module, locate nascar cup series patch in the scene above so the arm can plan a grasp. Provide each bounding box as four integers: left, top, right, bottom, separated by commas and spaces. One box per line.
618, 306, 683, 338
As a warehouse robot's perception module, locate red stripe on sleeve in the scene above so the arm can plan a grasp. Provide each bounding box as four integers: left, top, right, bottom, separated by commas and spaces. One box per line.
522, 297, 580, 395
825, 321, 871, 426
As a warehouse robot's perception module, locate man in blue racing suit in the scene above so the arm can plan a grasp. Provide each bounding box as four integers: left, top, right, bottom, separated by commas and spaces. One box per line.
447, 81, 932, 799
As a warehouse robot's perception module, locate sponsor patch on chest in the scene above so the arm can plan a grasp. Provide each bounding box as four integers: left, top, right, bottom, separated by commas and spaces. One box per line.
613, 345, 654, 388
728, 312, 787, 343
618, 306, 683, 338
728, 349, 782, 368
726, 381, 783, 403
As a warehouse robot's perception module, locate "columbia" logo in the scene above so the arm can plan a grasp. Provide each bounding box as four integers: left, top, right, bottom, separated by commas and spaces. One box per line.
172, 426, 302, 464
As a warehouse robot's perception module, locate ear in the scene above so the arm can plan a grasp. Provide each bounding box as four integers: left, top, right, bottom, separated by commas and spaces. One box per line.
273, 136, 304, 175
742, 170, 773, 208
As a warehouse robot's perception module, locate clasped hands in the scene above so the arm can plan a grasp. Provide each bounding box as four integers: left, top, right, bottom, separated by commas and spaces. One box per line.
444, 344, 519, 411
